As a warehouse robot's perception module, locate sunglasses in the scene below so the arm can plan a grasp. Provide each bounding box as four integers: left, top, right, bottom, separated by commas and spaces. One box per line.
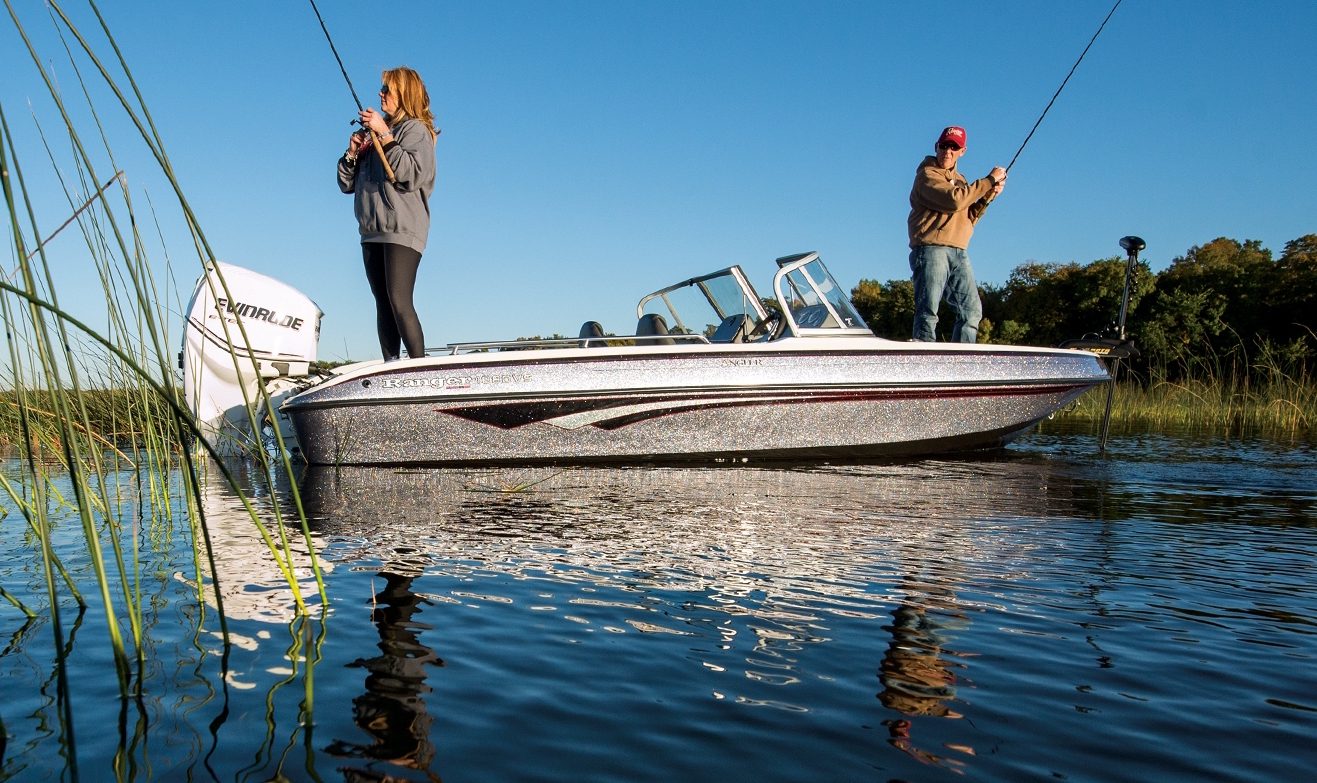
937, 142, 962, 151
379, 84, 390, 96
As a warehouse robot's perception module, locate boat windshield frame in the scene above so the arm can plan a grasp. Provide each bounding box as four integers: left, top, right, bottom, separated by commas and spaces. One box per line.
772, 252, 873, 338
635, 266, 769, 333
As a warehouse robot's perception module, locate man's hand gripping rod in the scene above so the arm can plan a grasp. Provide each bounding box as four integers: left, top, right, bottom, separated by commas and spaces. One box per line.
309, 0, 396, 183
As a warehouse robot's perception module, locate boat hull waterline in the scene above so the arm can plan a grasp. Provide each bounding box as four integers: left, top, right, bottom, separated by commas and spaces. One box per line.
281, 344, 1106, 465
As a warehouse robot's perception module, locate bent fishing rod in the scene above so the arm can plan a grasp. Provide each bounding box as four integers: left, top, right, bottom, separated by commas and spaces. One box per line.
308, 0, 397, 183
1006, 0, 1123, 173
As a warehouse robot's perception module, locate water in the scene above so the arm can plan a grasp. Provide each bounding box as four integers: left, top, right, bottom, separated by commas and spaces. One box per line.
1, 427, 1314, 782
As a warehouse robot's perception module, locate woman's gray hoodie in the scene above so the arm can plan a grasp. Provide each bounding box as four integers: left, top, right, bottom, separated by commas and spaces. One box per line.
337, 117, 436, 254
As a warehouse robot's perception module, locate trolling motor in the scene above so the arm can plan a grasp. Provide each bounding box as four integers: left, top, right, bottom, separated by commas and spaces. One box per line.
1057, 235, 1144, 452
1097, 236, 1145, 451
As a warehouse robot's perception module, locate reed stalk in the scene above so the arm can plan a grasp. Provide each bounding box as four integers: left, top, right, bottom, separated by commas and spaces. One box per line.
47, 0, 327, 607
1, 0, 331, 737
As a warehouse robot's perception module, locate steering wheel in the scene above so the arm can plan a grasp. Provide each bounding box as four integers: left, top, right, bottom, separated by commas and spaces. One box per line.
747, 312, 784, 342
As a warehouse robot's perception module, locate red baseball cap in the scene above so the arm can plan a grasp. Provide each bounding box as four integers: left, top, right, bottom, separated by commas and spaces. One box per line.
937, 126, 967, 148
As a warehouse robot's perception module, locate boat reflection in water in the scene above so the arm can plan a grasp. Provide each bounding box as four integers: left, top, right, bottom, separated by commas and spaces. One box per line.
197, 454, 1091, 777
194, 468, 444, 780
292, 456, 1087, 771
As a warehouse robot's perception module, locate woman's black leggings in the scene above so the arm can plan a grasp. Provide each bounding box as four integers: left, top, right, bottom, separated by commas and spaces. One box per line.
362, 242, 426, 359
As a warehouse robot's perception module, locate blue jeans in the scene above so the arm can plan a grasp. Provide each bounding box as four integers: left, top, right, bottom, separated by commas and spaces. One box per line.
909, 245, 982, 343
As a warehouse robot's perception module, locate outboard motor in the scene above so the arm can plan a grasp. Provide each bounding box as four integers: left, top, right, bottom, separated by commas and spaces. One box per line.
182, 262, 321, 456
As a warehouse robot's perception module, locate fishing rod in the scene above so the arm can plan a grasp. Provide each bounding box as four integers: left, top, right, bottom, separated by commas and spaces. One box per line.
308, 0, 396, 183
1005, 0, 1123, 173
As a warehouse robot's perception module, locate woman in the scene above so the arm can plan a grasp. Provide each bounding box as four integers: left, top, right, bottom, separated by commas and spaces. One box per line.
337, 66, 438, 361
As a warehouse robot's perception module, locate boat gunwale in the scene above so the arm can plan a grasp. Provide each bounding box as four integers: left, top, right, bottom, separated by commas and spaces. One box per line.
281, 377, 1103, 413
301, 341, 1107, 386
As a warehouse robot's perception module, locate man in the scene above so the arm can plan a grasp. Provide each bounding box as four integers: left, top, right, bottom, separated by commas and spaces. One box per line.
907, 126, 1006, 342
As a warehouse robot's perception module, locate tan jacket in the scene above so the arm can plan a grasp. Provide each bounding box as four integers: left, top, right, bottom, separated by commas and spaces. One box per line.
907, 156, 997, 249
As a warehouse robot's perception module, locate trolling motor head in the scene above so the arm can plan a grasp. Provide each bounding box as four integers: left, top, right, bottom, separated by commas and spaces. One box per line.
1114, 235, 1146, 341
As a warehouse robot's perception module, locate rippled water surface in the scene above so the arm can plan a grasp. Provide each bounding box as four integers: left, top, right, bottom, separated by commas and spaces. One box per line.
1, 427, 1314, 781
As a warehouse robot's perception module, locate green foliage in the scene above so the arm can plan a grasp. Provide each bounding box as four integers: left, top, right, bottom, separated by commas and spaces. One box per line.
1272, 235, 1317, 342
1137, 235, 1317, 365
508, 334, 569, 351
1131, 236, 1317, 377
1153, 238, 1271, 336
1135, 286, 1228, 369
992, 319, 1032, 345
849, 278, 915, 339
985, 257, 1155, 348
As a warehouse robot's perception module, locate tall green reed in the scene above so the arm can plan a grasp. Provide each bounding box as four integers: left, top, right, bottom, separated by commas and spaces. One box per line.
1049, 339, 1315, 438
1, 0, 329, 715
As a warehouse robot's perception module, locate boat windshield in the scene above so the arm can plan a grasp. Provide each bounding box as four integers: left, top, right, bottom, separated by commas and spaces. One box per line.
773, 253, 870, 335
637, 267, 767, 342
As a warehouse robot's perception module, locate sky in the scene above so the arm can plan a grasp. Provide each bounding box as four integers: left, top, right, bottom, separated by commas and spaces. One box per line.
2, 0, 1314, 362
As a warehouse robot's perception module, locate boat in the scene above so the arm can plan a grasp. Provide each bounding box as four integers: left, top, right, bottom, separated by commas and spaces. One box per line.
181, 252, 1109, 464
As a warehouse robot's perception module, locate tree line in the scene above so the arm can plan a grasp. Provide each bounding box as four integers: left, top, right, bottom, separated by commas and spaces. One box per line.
850, 234, 1317, 380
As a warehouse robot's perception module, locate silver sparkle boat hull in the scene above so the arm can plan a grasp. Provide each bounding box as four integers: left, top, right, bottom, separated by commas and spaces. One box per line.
280, 341, 1105, 465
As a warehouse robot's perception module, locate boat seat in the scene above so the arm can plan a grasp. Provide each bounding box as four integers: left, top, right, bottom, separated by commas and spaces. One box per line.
710, 313, 750, 343
579, 321, 607, 348
636, 313, 676, 345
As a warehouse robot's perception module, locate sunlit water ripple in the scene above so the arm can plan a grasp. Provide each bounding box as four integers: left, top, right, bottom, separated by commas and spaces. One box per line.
1, 425, 1313, 781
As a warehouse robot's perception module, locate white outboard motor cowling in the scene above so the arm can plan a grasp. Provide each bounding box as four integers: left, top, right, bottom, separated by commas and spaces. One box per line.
182, 262, 321, 456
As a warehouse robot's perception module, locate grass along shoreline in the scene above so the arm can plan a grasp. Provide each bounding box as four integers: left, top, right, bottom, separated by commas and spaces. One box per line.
1045, 375, 1315, 439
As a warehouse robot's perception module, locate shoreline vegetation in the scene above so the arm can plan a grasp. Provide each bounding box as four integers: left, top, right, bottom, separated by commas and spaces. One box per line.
1046, 377, 1315, 439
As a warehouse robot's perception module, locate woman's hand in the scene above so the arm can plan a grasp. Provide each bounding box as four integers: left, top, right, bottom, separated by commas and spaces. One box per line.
346, 130, 369, 158
359, 108, 390, 136
346, 130, 370, 159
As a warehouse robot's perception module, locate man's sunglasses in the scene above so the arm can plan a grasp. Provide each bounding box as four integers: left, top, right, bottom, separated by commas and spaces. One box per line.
937, 142, 962, 151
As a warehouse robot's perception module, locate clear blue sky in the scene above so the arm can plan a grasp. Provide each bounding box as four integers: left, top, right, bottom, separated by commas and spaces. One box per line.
3, 1, 1314, 361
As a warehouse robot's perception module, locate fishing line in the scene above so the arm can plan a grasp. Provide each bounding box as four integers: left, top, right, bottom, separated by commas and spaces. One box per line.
308, 0, 363, 112
1006, 0, 1123, 173
307, 0, 396, 182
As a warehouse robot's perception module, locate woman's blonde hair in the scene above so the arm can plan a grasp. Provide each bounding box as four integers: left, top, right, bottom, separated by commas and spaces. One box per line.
382, 66, 438, 143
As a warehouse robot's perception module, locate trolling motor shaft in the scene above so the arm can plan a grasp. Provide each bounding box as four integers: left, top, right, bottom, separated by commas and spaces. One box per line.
1099, 235, 1146, 452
